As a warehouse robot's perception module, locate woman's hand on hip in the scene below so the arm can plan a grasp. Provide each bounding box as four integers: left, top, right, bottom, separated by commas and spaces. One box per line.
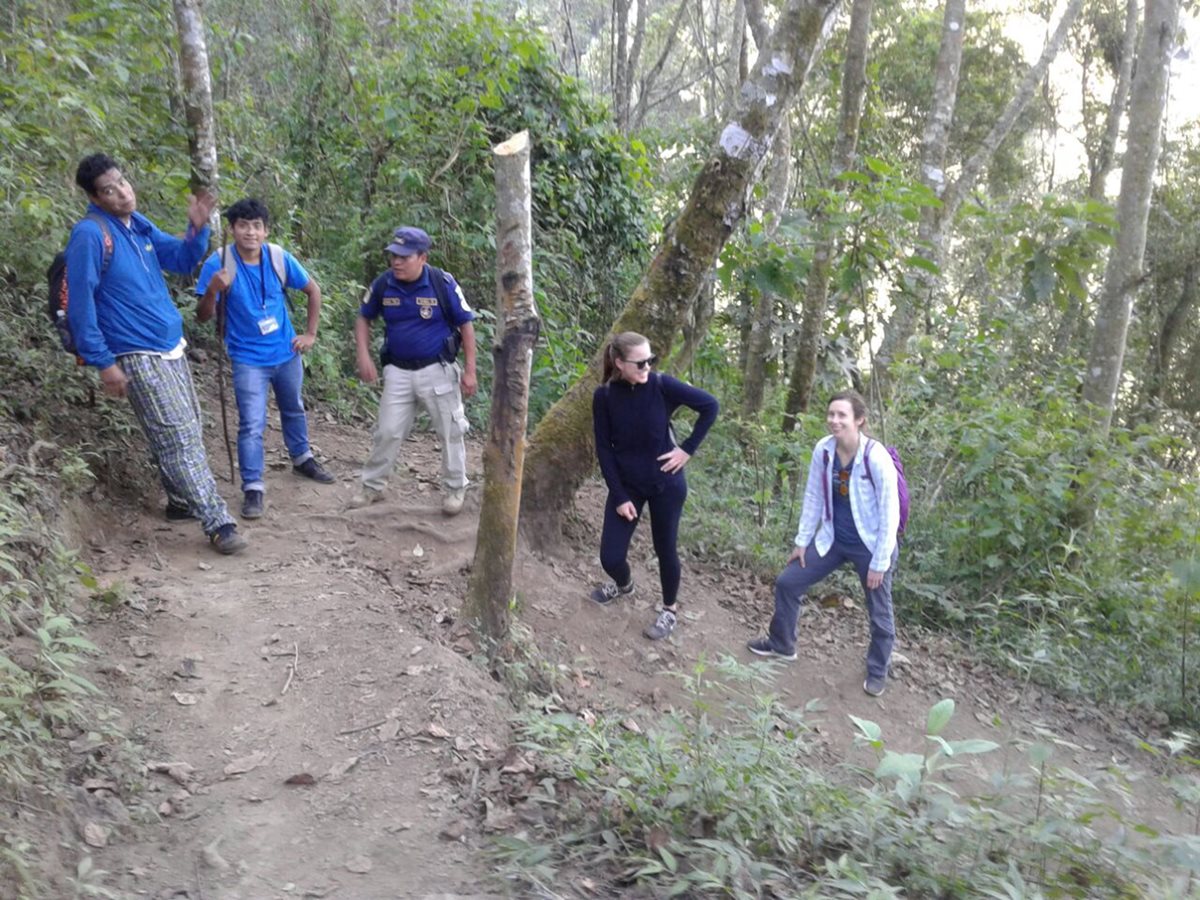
657, 447, 691, 473
616, 501, 638, 521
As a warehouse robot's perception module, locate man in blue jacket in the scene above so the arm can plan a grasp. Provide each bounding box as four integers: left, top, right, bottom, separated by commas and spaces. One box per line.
195, 198, 335, 520
65, 153, 247, 555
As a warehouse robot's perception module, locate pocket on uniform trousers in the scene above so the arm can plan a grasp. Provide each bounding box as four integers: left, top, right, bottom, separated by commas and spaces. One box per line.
433, 375, 469, 438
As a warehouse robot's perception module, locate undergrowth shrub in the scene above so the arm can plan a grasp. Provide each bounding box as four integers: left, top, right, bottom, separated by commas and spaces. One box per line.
494, 657, 1200, 897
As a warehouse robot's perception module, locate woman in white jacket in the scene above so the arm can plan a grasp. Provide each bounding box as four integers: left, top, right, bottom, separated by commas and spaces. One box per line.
748, 390, 901, 696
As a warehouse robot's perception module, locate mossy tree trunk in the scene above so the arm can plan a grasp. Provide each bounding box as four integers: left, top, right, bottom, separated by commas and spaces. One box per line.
464, 132, 539, 641
520, 0, 843, 549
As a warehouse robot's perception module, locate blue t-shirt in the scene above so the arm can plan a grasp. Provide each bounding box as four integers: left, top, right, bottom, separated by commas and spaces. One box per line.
196, 247, 310, 367
359, 266, 475, 362
832, 455, 867, 550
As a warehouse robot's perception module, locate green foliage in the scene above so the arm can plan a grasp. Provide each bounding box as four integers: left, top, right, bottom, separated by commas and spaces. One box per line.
496, 658, 1198, 897
0, 467, 111, 893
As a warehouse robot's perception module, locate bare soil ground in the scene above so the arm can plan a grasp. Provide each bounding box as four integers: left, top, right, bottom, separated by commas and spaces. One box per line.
62, 398, 1191, 900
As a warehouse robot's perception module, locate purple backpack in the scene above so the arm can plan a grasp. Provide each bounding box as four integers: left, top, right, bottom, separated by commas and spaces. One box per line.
863, 439, 909, 537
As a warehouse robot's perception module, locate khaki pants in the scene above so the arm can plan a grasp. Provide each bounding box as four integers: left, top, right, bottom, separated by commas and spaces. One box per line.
361, 361, 469, 491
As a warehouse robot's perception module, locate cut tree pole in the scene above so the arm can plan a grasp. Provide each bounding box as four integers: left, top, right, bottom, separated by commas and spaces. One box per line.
172, 0, 218, 197
464, 131, 540, 642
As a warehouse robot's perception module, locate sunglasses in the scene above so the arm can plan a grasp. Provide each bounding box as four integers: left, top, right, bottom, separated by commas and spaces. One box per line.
624, 355, 657, 371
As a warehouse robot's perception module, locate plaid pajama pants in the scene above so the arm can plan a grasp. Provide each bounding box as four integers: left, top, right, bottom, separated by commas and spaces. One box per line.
118, 352, 234, 535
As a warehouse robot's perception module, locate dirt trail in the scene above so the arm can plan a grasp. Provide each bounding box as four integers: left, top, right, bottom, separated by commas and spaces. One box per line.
74, 406, 1190, 899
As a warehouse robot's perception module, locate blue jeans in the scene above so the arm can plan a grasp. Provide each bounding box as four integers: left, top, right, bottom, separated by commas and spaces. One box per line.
231, 355, 313, 493
768, 540, 898, 679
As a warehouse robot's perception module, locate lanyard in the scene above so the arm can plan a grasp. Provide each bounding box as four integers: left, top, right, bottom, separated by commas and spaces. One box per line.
234, 250, 270, 311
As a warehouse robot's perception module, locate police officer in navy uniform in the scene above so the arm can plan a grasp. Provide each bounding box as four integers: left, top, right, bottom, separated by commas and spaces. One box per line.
350, 226, 477, 516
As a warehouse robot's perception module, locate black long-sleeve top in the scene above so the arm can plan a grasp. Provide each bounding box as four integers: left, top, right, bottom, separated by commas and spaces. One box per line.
592, 372, 720, 506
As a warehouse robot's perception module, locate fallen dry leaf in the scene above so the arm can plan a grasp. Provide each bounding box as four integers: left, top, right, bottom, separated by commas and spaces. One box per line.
82, 822, 109, 848
427, 722, 451, 739
326, 755, 360, 782
171, 692, 198, 706
345, 854, 373, 874
621, 718, 643, 735
223, 751, 268, 776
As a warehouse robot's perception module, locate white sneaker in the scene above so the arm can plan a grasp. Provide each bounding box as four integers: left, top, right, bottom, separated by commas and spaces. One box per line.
442, 487, 466, 516
348, 486, 384, 509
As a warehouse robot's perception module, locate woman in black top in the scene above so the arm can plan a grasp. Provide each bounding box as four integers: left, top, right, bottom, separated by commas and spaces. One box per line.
591, 331, 719, 640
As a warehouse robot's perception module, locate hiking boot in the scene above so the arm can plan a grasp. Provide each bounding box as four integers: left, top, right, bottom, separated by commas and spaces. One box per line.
241, 490, 265, 520
165, 501, 196, 522
589, 580, 634, 605
210, 523, 248, 556
643, 608, 677, 641
348, 486, 384, 509
294, 457, 335, 484
442, 487, 466, 516
863, 674, 887, 697
746, 637, 797, 661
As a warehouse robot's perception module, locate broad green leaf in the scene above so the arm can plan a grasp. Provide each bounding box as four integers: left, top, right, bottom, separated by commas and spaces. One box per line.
926, 698, 955, 736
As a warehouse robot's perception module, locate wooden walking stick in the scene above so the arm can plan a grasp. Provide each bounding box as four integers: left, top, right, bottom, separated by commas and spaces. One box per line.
214, 227, 236, 483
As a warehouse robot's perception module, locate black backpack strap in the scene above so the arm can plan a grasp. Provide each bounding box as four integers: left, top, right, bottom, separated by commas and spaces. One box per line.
425, 265, 456, 327
367, 273, 387, 310
85, 213, 113, 275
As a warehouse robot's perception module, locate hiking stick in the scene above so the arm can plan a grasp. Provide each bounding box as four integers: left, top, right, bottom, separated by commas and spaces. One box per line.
215, 227, 236, 483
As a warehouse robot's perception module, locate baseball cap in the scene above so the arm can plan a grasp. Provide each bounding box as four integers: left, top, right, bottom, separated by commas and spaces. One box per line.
386, 226, 431, 256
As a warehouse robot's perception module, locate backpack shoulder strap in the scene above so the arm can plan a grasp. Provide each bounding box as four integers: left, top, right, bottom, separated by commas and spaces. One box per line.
862, 438, 878, 488
84, 213, 114, 274
367, 272, 388, 309
425, 265, 456, 327
264, 243, 287, 286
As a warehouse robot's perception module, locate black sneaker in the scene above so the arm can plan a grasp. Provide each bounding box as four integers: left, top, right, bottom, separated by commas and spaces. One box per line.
165, 501, 196, 522
241, 490, 265, 519
293, 457, 335, 484
589, 580, 634, 605
210, 523, 248, 555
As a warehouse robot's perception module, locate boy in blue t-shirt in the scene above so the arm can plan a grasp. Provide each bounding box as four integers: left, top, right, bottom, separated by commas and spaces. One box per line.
196, 198, 334, 520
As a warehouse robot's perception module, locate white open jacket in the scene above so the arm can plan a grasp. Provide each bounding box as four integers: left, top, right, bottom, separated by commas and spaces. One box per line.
793, 434, 900, 573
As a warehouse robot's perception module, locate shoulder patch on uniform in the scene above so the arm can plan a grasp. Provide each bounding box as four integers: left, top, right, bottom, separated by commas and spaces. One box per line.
455, 284, 472, 312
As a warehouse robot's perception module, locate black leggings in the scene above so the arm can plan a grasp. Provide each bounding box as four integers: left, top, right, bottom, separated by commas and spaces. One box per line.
599, 475, 688, 607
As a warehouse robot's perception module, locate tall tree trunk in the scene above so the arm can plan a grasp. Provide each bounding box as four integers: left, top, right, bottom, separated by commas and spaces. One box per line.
781, 0, 873, 428
1055, 0, 1139, 357
871, 0, 966, 395
1082, 0, 1179, 434
1143, 262, 1199, 408
633, 0, 691, 128
1088, 0, 1139, 202
742, 119, 793, 419
172, 0, 218, 199
464, 132, 539, 642
520, 0, 843, 549
874, 0, 1085, 394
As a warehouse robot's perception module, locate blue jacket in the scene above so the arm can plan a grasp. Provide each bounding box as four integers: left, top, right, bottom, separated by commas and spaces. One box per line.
65, 204, 210, 369
592, 372, 719, 506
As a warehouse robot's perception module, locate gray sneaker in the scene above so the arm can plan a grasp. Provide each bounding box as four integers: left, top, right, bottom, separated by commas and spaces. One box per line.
590, 580, 634, 605
863, 674, 887, 697
643, 608, 677, 641
348, 486, 384, 509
